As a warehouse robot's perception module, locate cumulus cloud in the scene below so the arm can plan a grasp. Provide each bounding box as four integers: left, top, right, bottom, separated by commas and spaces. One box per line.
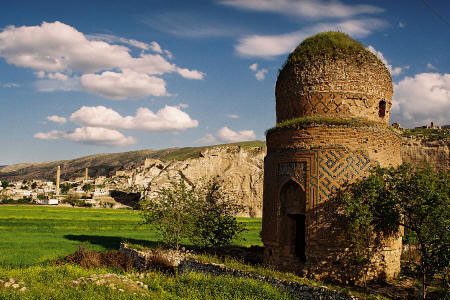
249, 63, 268, 80
47, 115, 67, 124
366, 45, 405, 76
80, 70, 167, 99
216, 126, 256, 142
0, 21, 204, 99
34, 127, 136, 146
176, 67, 205, 80
219, 0, 383, 19
70, 105, 199, 132
398, 22, 406, 28
391, 73, 450, 128
235, 18, 386, 58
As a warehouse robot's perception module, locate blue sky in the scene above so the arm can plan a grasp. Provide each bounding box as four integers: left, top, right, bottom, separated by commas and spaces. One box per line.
0, 0, 449, 165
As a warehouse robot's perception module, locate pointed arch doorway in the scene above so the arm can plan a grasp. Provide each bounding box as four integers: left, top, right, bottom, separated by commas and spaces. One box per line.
280, 179, 306, 262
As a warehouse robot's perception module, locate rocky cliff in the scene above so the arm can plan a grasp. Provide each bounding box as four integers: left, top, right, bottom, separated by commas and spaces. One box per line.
401, 137, 450, 172
131, 146, 266, 217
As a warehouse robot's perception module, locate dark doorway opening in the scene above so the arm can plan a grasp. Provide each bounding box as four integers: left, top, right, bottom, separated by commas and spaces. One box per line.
280, 179, 307, 263
289, 214, 306, 262
379, 100, 386, 118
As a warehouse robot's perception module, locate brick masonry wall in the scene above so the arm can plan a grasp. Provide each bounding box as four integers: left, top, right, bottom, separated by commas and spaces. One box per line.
276, 52, 393, 125
263, 125, 402, 282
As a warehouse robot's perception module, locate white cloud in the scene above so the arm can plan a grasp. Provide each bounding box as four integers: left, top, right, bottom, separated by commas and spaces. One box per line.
176, 67, 205, 80
80, 70, 167, 99
220, 0, 383, 19
427, 63, 438, 71
47, 115, 67, 124
47, 72, 68, 81
398, 22, 406, 28
255, 69, 268, 81
227, 114, 239, 119
195, 133, 217, 145
391, 73, 450, 128
249, 63, 268, 80
0, 21, 204, 99
366, 45, 404, 76
34, 127, 136, 146
70, 105, 199, 132
235, 18, 386, 58
249, 63, 258, 71
216, 126, 256, 142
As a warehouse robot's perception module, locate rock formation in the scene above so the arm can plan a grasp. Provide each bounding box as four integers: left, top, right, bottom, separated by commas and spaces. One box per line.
129, 146, 266, 217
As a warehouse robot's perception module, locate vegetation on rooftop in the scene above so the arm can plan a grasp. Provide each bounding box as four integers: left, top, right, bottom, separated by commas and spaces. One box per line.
266, 116, 378, 135
283, 31, 380, 68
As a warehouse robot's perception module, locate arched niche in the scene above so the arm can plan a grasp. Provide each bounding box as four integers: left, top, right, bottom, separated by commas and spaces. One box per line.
279, 179, 306, 262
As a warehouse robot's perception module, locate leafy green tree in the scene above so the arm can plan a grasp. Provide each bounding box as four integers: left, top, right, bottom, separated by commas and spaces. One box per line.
60, 183, 71, 194
82, 184, 93, 192
140, 178, 196, 250
188, 177, 246, 249
344, 164, 450, 299
31, 182, 37, 189
1, 181, 9, 189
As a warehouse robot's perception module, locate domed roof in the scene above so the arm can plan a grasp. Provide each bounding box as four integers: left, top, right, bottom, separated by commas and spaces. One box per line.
275, 32, 393, 125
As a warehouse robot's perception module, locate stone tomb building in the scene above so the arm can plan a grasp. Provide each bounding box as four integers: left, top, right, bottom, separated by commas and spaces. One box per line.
262, 32, 402, 281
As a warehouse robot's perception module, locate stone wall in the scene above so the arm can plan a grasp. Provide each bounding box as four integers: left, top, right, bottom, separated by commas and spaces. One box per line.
276, 52, 393, 125
120, 244, 359, 300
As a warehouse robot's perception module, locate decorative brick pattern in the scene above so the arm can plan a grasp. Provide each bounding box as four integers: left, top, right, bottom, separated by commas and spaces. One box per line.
317, 149, 376, 202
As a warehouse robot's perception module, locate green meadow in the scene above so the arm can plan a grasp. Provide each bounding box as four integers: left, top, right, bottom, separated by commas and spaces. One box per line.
0, 205, 262, 267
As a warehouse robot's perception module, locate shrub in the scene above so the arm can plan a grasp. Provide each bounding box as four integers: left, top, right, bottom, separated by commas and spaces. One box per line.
188, 177, 246, 249
140, 178, 196, 250
343, 164, 450, 298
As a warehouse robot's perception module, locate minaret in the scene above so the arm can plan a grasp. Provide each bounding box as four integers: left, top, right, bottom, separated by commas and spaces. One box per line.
85, 168, 88, 181
56, 165, 60, 196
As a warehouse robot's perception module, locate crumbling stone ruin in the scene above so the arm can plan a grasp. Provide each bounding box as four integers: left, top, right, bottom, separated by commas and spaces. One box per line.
262, 32, 403, 282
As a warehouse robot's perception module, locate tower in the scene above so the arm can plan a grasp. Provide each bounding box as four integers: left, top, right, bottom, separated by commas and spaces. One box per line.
85, 168, 88, 181
262, 32, 402, 282
55, 165, 60, 196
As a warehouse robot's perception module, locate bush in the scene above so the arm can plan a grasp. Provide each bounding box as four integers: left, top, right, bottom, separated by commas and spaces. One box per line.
188, 177, 246, 249
344, 164, 450, 298
140, 178, 196, 250
140, 177, 246, 250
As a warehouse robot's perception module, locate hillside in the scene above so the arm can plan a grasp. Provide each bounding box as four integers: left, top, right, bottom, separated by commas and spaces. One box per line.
0, 141, 266, 182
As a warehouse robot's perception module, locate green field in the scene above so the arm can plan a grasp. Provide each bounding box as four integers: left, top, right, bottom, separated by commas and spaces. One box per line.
0, 205, 262, 267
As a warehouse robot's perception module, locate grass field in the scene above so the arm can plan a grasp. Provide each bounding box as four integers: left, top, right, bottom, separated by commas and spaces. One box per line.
0, 205, 262, 267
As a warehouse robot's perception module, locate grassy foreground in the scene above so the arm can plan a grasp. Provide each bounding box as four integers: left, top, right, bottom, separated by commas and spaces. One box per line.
0, 264, 296, 300
0, 205, 262, 267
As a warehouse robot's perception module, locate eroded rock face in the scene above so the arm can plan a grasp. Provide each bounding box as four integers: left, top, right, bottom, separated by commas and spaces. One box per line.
401, 138, 450, 172
130, 146, 266, 217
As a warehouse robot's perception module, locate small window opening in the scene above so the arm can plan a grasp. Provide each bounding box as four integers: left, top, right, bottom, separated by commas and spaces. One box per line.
379, 100, 386, 118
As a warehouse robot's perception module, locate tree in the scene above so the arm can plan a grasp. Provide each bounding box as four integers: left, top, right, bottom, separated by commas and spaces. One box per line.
188, 177, 246, 249
60, 183, 71, 194
344, 164, 450, 299
1, 181, 9, 189
140, 178, 196, 250
82, 184, 93, 192
31, 182, 37, 190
